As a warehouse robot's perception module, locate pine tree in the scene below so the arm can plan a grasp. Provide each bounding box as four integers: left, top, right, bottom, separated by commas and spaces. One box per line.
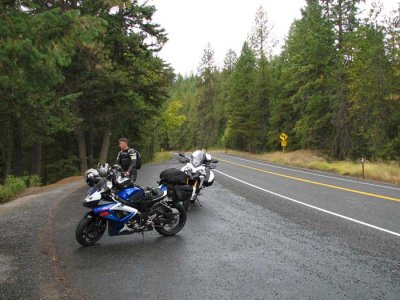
321, 0, 365, 158
275, 0, 336, 151
197, 43, 218, 148
224, 42, 263, 152
248, 6, 277, 59
248, 6, 277, 150
345, 13, 392, 159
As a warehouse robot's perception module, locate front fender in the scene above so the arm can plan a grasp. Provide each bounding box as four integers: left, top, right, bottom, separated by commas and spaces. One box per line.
84, 211, 96, 219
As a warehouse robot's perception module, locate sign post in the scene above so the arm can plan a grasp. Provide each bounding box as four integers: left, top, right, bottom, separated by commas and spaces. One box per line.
361, 157, 365, 180
280, 133, 288, 152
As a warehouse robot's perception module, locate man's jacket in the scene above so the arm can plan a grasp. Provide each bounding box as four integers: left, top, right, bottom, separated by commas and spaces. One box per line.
116, 148, 137, 173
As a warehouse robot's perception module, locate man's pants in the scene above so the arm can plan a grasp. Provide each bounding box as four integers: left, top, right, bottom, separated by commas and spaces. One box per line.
130, 169, 137, 183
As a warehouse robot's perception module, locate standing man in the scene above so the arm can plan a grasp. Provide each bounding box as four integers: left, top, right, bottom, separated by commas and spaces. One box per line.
116, 138, 138, 182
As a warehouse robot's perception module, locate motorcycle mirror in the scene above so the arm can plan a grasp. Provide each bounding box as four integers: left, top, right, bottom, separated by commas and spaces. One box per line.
178, 152, 185, 157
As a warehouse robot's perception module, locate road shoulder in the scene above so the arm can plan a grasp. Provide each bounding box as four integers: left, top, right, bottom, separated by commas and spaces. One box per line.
0, 177, 85, 299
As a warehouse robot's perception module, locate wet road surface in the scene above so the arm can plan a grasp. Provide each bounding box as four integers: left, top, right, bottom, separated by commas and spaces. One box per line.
1, 156, 400, 299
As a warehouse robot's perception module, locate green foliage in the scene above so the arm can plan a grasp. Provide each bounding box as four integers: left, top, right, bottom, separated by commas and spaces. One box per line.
275, 0, 335, 151
0, 176, 26, 203
0, 0, 173, 185
1, 0, 399, 191
149, 152, 173, 164
45, 156, 80, 184
167, 1, 400, 162
225, 42, 263, 152
26, 175, 42, 187
0, 174, 41, 203
160, 99, 187, 149
163, 100, 187, 129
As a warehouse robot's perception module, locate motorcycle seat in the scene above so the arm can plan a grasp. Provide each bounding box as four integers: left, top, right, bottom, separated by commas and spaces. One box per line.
149, 188, 164, 200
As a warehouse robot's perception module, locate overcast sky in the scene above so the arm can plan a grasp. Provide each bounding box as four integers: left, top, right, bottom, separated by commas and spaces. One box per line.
151, 0, 399, 76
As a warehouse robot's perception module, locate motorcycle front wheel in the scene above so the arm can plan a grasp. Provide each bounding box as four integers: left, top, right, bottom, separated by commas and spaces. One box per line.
155, 203, 186, 236
76, 217, 106, 246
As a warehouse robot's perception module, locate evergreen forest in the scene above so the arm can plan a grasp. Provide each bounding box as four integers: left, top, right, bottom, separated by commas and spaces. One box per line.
1, 0, 173, 184
1, 0, 399, 186
162, 1, 400, 162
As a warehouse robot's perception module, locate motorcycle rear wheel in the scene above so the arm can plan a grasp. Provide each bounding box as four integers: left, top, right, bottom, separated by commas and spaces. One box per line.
155, 203, 186, 236
76, 217, 106, 246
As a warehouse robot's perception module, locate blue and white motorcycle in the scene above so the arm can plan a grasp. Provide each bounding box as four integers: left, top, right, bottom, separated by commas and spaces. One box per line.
75, 164, 186, 246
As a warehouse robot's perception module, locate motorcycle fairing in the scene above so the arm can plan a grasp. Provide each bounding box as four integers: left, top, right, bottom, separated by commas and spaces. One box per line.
93, 203, 138, 221
117, 186, 144, 202
92, 203, 139, 236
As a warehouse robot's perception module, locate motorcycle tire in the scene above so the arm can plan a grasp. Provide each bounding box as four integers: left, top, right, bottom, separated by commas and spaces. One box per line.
76, 217, 106, 246
155, 203, 187, 236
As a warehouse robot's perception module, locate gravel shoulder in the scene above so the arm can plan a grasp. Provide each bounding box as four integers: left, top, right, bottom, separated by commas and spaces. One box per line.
0, 177, 85, 300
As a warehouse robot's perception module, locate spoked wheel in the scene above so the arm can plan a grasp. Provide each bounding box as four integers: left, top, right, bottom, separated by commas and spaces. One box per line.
155, 203, 187, 236
76, 217, 106, 246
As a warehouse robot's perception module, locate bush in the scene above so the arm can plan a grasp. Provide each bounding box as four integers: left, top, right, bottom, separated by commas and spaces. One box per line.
0, 176, 27, 203
26, 175, 42, 187
30, 175, 41, 187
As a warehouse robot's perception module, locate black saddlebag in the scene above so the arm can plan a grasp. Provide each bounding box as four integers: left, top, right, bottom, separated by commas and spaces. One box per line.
164, 183, 193, 202
160, 168, 188, 185
174, 184, 194, 201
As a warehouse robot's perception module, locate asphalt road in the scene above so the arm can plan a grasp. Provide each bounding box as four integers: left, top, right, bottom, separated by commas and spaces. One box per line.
1, 155, 400, 299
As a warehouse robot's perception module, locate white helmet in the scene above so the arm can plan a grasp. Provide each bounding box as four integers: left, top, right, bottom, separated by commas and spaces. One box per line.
98, 163, 110, 177
84, 168, 100, 187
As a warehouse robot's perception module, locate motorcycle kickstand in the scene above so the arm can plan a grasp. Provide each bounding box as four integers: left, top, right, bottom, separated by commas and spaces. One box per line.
141, 231, 145, 244
196, 196, 202, 207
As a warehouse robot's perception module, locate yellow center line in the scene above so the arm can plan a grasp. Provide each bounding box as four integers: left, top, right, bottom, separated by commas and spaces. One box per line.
216, 157, 400, 203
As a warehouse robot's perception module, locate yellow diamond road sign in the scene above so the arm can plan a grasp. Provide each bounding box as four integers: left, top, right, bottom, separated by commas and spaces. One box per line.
280, 133, 288, 141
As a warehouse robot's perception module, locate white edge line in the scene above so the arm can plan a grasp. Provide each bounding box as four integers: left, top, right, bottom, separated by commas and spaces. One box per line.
215, 169, 400, 238
214, 153, 400, 191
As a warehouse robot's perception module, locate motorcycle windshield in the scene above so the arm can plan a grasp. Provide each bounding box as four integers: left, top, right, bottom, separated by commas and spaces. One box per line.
87, 186, 98, 196
191, 150, 204, 167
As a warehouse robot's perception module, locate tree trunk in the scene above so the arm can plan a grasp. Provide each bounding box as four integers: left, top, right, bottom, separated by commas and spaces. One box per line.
0, 145, 5, 184
98, 128, 112, 164
76, 128, 88, 172
30, 116, 43, 176
332, 70, 351, 159
87, 99, 94, 167
5, 124, 13, 179
30, 143, 42, 176
13, 118, 23, 176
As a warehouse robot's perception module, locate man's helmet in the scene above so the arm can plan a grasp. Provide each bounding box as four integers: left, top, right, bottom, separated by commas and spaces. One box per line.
84, 168, 100, 187
98, 163, 110, 177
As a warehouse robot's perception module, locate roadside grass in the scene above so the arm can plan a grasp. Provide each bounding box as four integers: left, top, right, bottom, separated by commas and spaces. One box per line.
149, 151, 172, 164
211, 149, 400, 185
0, 175, 42, 204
